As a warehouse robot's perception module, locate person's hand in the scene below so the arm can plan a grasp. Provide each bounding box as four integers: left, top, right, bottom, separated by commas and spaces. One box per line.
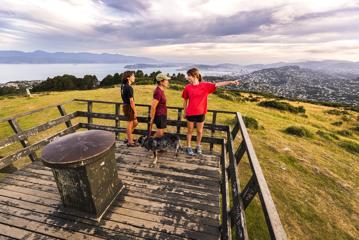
150, 118, 154, 124
232, 80, 240, 86
134, 112, 137, 118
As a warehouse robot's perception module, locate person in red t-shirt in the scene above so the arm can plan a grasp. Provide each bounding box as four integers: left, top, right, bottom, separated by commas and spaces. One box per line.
150, 73, 170, 137
182, 68, 240, 155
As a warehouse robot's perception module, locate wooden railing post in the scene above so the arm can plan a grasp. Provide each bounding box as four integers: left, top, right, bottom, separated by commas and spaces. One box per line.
227, 128, 248, 240
177, 109, 182, 134
241, 175, 259, 209
235, 141, 246, 164
115, 103, 121, 139
57, 104, 73, 128
8, 119, 37, 162
231, 118, 240, 140
220, 140, 232, 240
147, 106, 151, 132
87, 101, 93, 124
210, 112, 217, 152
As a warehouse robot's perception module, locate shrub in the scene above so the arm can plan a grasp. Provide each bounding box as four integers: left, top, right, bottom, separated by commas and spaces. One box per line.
331, 121, 343, 126
249, 97, 261, 102
169, 84, 184, 91
216, 92, 236, 101
0, 86, 24, 96
341, 115, 352, 121
223, 115, 260, 130
243, 116, 259, 129
325, 109, 349, 115
346, 105, 359, 113
284, 126, 313, 138
258, 100, 305, 114
339, 141, 359, 154
316, 130, 340, 141
337, 130, 353, 137
351, 126, 359, 133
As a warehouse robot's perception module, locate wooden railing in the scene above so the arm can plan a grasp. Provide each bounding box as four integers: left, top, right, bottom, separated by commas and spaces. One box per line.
0, 99, 287, 240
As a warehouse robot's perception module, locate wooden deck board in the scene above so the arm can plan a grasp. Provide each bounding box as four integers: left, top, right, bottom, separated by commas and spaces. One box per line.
0, 141, 221, 240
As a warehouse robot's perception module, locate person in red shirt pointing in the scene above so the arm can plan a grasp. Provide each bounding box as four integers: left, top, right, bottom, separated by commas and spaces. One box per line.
182, 68, 240, 155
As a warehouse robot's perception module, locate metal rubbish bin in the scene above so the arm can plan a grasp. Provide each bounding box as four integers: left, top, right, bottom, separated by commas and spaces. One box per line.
41, 130, 124, 221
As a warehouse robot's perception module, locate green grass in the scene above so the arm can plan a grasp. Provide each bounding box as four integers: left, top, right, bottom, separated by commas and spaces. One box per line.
0, 85, 359, 239
316, 130, 340, 141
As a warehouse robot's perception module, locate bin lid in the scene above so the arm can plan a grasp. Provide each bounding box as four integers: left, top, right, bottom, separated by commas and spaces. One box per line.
41, 130, 115, 168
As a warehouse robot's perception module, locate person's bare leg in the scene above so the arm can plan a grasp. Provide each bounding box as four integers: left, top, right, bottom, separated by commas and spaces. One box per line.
127, 121, 134, 143
196, 122, 204, 146
154, 129, 164, 137
131, 119, 138, 136
186, 121, 194, 147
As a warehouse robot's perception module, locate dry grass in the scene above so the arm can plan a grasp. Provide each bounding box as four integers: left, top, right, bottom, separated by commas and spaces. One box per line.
0, 85, 358, 239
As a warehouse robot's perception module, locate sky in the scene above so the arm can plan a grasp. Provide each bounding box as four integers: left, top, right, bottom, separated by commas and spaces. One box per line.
0, 0, 358, 64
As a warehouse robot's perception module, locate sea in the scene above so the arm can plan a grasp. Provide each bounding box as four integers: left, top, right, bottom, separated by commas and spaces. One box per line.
0, 63, 234, 83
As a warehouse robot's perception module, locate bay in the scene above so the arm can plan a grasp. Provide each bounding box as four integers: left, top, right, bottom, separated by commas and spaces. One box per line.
0, 63, 184, 83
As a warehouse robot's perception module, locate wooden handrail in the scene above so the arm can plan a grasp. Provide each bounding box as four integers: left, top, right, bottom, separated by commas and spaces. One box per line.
0, 100, 73, 123
0, 112, 77, 150
0, 124, 80, 169
0, 99, 287, 240
73, 98, 238, 114
227, 112, 287, 240
226, 127, 248, 239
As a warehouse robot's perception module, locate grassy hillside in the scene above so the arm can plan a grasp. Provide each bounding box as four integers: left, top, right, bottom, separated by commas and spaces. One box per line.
0, 85, 358, 239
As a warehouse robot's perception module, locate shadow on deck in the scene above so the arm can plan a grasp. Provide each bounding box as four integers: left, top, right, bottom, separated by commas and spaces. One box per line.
0, 140, 221, 240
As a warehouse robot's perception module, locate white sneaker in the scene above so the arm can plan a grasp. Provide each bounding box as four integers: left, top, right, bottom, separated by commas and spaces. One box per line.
195, 145, 202, 154
186, 147, 195, 156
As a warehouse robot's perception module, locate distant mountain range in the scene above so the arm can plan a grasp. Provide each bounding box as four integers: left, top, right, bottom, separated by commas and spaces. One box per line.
245, 60, 359, 78
0, 50, 157, 64
124, 60, 359, 79
1, 50, 359, 77
234, 66, 359, 105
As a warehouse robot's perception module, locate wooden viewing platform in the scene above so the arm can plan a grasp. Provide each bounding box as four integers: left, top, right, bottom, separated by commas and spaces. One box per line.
0, 99, 287, 240
0, 141, 221, 239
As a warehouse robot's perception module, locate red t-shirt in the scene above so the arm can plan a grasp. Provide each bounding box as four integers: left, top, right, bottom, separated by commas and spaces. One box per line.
153, 86, 167, 116
182, 82, 216, 116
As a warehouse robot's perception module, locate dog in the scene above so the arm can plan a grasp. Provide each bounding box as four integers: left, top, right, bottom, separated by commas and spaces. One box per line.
138, 133, 181, 164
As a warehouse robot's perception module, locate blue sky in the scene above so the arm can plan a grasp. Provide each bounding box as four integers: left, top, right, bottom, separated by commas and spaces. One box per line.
0, 0, 358, 64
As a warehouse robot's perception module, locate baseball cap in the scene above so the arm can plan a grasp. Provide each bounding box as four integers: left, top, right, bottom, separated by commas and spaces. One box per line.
156, 73, 171, 81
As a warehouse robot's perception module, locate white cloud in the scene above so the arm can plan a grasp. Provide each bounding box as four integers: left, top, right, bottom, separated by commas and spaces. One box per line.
0, 0, 358, 63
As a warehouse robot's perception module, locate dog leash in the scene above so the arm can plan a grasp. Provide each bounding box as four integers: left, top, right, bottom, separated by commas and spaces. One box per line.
147, 122, 153, 137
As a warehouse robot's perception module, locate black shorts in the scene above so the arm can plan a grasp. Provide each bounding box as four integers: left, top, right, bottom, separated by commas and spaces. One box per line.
154, 115, 167, 129
186, 114, 205, 123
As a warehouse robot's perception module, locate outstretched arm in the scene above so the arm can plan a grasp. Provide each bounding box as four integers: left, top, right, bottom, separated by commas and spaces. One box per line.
215, 80, 240, 88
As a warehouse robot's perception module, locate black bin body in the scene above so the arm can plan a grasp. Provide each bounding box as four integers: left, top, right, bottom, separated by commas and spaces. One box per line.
41, 130, 123, 220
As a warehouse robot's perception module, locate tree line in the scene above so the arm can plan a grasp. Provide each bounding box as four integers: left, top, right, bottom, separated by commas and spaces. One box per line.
27, 70, 187, 92
100, 70, 186, 87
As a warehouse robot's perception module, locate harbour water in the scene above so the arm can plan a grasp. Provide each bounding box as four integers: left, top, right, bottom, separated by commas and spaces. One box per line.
0, 64, 234, 83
